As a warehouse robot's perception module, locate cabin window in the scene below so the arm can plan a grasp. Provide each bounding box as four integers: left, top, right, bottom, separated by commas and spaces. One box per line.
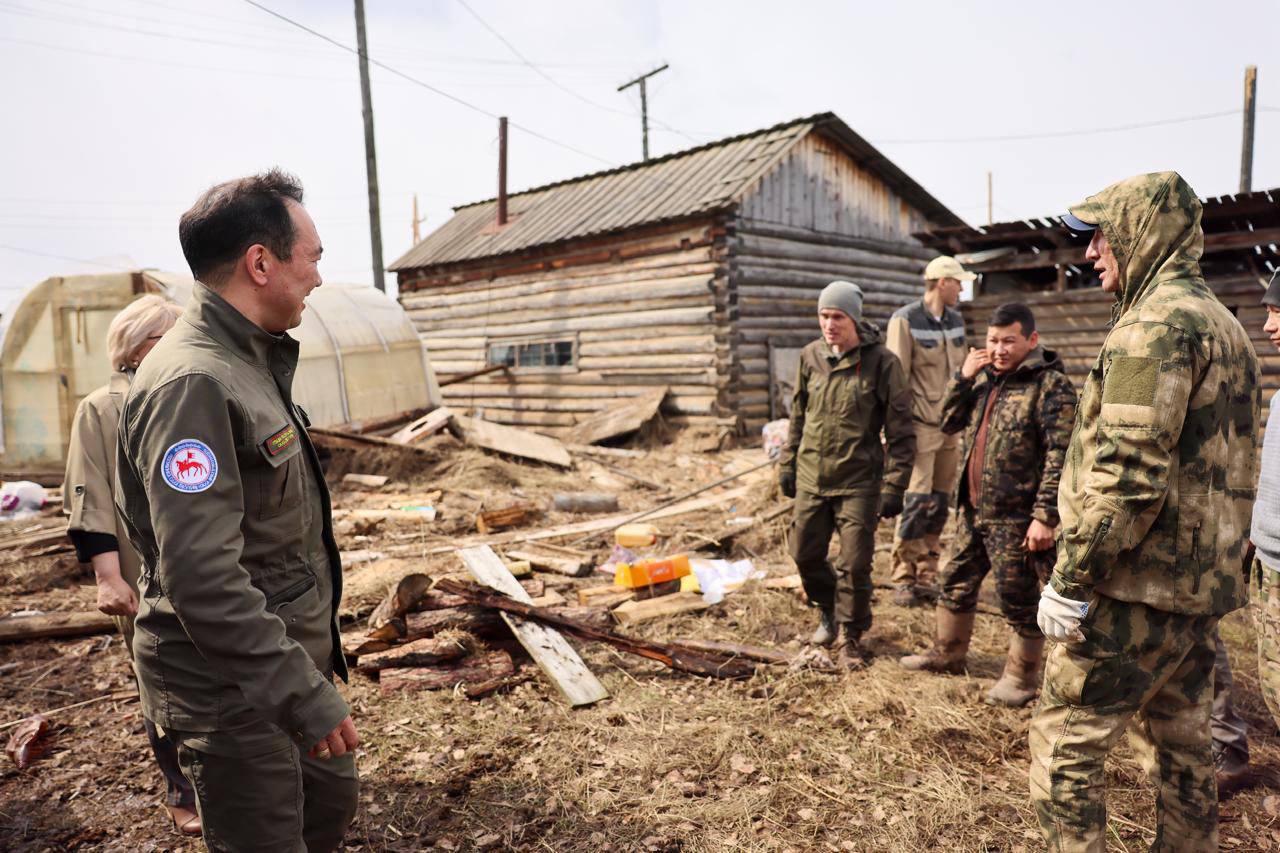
486, 336, 577, 372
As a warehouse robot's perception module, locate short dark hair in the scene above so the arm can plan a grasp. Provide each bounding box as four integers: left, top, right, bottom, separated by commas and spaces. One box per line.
988, 302, 1036, 336
178, 168, 304, 288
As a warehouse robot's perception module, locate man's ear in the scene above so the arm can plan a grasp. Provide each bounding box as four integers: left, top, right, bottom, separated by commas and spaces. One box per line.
245, 244, 270, 286
1028, 329, 1040, 347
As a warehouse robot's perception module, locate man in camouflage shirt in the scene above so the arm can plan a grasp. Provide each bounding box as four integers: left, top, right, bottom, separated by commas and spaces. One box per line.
900, 302, 1076, 708
1029, 172, 1260, 852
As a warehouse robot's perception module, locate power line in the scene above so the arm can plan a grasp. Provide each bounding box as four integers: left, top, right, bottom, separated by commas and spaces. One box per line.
875, 108, 1267, 145
454, 0, 705, 146
0, 243, 136, 270
242, 0, 616, 167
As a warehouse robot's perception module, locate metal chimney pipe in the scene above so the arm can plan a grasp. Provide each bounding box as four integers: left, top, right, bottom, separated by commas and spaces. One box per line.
497, 116, 508, 226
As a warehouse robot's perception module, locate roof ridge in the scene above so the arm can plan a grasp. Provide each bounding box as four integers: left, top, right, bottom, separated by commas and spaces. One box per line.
453, 112, 835, 211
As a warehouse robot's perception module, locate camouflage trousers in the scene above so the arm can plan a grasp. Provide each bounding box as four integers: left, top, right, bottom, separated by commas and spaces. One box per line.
788, 490, 878, 633
1029, 593, 1218, 853
936, 506, 1053, 637
1251, 557, 1280, 728
890, 423, 958, 586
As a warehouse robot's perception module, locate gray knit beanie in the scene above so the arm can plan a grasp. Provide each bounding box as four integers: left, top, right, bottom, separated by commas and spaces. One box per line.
818, 280, 863, 323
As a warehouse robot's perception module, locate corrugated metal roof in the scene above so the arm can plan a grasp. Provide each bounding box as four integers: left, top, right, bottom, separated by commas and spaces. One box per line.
389, 112, 962, 271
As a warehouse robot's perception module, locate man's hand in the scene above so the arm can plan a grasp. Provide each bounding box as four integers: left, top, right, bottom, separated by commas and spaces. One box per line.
310, 715, 359, 760
96, 574, 138, 617
961, 347, 991, 379
1024, 519, 1056, 552
1037, 586, 1090, 642
778, 468, 796, 499
879, 491, 904, 519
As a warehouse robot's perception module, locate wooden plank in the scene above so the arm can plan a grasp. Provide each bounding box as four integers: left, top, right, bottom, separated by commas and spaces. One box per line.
342, 473, 389, 488
379, 651, 514, 695
577, 585, 636, 608
355, 634, 473, 673
388, 407, 453, 444
504, 549, 591, 578
451, 415, 572, 469
570, 386, 668, 445
455, 546, 608, 707
611, 591, 709, 625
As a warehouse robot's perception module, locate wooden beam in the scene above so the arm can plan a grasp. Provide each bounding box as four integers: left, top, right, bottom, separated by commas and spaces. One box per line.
455, 546, 608, 707
0, 611, 115, 644
611, 591, 709, 625
451, 415, 573, 469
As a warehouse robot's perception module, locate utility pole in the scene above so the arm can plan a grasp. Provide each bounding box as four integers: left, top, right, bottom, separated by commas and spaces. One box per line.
986, 170, 993, 226
1240, 65, 1258, 194
354, 0, 385, 291
411, 194, 426, 244
497, 116, 509, 226
617, 64, 669, 161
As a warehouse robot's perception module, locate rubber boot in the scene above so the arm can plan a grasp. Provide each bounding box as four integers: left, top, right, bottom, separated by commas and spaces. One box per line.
809, 608, 837, 647
899, 609, 975, 674
984, 634, 1045, 707
836, 626, 870, 671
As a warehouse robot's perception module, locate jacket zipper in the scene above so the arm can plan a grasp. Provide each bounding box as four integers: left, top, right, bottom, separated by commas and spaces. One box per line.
1191, 525, 1203, 595
1078, 517, 1112, 569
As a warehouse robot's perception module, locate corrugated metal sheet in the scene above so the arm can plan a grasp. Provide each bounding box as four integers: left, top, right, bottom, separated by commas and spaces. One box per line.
390, 112, 963, 271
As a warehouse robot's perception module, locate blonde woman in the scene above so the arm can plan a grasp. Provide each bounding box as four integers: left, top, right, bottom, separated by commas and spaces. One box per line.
63, 294, 199, 836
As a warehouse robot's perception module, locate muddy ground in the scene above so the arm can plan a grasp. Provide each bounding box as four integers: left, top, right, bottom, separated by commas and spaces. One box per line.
2, 428, 1280, 852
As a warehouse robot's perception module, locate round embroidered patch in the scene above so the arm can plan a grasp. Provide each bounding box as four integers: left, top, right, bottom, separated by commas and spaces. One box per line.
161, 439, 218, 493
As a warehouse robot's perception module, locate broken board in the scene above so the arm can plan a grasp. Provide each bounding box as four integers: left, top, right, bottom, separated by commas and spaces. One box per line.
612, 591, 710, 625
569, 387, 667, 446
452, 415, 572, 469
455, 545, 607, 707
388, 407, 453, 445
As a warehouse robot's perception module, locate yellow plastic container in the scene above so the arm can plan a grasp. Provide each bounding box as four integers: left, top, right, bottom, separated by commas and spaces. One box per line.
614, 554, 691, 588
615, 523, 660, 548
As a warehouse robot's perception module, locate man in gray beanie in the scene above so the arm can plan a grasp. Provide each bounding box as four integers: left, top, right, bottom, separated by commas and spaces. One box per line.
778, 280, 916, 669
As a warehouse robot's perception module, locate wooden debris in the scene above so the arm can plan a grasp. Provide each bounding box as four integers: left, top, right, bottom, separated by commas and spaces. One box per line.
503, 548, 591, 578
476, 503, 539, 535
464, 670, 535, 700
577, 585, 636, 608
672, 638, 806, 666
339, 549, 384, 567
338, 404, 435, 435
504, 560, 532, 578
565, 443, 646, 460
414, 577, 544, 611
308, 427, 437, 455
570, 387, 667, 445
368, 573, 432, 630
335, 508, 437, 525
763, 575, 804, 590
527, 589, 567, 608
388, 407, 453, 445
6, 714, 51, 769
342, 473, 389, 488
455, 546, 608, 707
356, 634, 473, 674
405, 607, 506, 639
612, 592, 710, 625
0, 525, 68, 552
434, 578, 755, 680
0, 611, 115, 644
451, 415, 572, 469
379, 650, 514, 695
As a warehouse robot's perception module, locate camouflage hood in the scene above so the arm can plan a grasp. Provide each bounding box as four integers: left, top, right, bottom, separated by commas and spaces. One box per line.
1068, 171, 1204, 318
1008, 345, 1064, 379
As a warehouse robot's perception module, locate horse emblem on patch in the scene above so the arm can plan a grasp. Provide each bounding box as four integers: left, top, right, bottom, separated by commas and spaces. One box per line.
161, 439, 218, 493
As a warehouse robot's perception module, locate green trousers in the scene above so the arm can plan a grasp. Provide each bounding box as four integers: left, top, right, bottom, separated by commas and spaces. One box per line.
171, 723, 359, 852
787, 490, 878, 633
1029, 593, 1218, 853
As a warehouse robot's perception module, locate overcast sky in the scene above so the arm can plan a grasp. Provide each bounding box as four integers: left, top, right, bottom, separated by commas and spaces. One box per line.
1, 0, 1277, 305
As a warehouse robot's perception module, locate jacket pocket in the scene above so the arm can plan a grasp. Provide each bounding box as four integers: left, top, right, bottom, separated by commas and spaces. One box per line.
265, 573, 317, 611
1177, 496, 1216, 597
252, 438, 303, 521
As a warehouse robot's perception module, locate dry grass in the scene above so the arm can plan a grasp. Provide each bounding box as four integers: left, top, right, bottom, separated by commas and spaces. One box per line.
3, 433, 1280, 851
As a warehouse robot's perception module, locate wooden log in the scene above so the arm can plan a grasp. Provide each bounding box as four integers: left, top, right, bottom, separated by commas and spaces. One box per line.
611, 592, 710, 625
368, 573, 432, 630
455, 547, 608, 707
451, 415, 572, 469
433, 578, 755, 680
405, 607, 507, 639
577, 585, 636, 608
503, 549, 592, 578
413, 577, 544, 611
476, 503, 539, 535
379, 650, 514, 695
552, 492, 620, 514
0, 611, 115, 644
570, 387, 668, 445
564, 443, 647, 460
356, 634, 473, 673
337, 405, 434, 436
0, 526, 69, 552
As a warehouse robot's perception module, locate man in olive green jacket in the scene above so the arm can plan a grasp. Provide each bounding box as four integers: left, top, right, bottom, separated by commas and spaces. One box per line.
1029, 172, 1260, 852
117, 170, 359, 852
779, 280, 915, 669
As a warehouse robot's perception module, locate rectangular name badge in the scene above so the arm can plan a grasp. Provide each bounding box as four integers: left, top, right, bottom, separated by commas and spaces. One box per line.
264, 423, 299, 457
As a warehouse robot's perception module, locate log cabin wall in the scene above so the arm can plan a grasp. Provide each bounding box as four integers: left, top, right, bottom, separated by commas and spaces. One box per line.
726, 132, 939, 431
397, 219, 728, 434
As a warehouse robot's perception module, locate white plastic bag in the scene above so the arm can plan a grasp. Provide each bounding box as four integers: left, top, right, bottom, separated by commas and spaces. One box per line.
0, 481, 47, 520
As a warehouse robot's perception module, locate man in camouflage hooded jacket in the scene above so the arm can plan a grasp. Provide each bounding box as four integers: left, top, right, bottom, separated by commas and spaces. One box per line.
1028, 172, 1260, 852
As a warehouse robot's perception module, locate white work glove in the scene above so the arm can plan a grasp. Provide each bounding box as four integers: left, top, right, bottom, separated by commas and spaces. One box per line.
1037, 585, 1090, 642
